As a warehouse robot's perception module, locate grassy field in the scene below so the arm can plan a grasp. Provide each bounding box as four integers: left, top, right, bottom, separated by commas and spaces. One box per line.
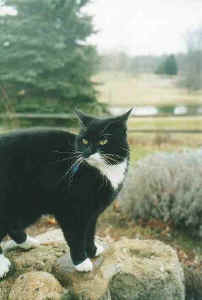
128, 116, 202, 130
129, 131, 202, 162
94, 71, 202, 152
94, 71, 202, 107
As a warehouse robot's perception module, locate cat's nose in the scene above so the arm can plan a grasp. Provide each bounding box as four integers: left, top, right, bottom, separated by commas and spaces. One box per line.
83, 146, 94, 158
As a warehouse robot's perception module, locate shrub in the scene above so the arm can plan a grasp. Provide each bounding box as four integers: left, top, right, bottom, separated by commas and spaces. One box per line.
118, 149, 202, 237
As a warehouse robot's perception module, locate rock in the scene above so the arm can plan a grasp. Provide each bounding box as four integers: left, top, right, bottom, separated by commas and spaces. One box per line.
0, 240, 67, 300
7, 244, 67, 274
51, 234, 185, 300
36, 229, 66, 244
53, 252, 105, 287
8, 271, 63, 300
106, 238, 185, 300
0, 230, 185, 300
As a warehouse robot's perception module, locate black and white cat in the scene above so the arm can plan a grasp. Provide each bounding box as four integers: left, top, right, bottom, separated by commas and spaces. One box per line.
0, 109, 131, 277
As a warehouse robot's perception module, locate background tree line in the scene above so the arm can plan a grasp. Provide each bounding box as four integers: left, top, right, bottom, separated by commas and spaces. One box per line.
99, 25, 202, 91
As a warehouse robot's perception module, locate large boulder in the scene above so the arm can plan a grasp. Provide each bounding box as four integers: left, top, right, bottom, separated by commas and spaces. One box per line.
0, 234, 67, 300
51, 232, 185, 300
8, 271, 63, 300
0, 230, 185, 300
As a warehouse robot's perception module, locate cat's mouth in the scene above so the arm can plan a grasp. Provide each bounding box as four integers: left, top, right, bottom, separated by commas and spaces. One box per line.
85, 152, 105, 166
85, 152, 118, 167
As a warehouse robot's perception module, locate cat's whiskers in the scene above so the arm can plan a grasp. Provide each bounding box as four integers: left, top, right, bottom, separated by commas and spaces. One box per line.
53, 150, 83, 156
120, 146, 130, 154
54, 155, 77, 164
102, 153, 119, 165
53, 150, 75, 155
69, 155, 84, 176
68, 156, 84, 186
58, 153, 84, 185
53, 150, 83, 164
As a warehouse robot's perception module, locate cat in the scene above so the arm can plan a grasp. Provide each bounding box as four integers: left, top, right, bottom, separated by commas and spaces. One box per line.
0, 109, 132, 277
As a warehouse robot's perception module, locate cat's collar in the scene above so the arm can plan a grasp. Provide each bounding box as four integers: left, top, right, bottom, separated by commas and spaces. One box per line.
72, 163, 80, 175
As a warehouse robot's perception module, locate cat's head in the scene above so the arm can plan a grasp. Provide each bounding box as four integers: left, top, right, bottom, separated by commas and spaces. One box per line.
75, 109, 132, 166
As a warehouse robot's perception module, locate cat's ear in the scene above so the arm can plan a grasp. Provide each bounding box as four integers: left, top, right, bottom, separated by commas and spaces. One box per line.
75, 110, 94, 128
115, 108, 134, 124
103, 108, 133, 132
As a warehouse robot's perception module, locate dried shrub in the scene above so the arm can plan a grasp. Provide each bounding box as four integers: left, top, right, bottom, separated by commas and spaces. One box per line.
119, 149, 202, 237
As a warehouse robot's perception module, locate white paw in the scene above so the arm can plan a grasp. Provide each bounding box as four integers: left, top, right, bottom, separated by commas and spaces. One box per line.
18, 236, 40, 250
0, 254, 11, 278
74, 258, 93, 272
2, 236, 40, 252
2, 240, 18, 252
95, 241, 104, 257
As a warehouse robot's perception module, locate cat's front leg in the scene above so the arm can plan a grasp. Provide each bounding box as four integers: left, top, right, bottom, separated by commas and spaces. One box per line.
86, 216, 104, 258
59, 220, 93, 272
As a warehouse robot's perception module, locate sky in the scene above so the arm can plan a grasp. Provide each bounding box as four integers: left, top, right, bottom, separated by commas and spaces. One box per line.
85, 0, 202, 55
0, 4, 16, 15
1, 1, 202, 56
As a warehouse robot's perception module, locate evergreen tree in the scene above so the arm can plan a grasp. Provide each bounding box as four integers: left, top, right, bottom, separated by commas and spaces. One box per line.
155, 55, 178, 76
164, 55, 178, 75
0, 0, 102, 114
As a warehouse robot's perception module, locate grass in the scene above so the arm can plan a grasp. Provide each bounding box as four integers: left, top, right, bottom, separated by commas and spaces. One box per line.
128, 116, 202, 131
128, 131, 202, 162
94, 71, 202, 107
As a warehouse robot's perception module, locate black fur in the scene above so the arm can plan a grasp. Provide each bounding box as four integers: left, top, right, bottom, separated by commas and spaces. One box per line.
0, 111, 131, 265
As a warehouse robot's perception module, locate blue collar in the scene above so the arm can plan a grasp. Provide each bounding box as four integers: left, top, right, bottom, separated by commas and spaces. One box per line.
72, 163, 80, 175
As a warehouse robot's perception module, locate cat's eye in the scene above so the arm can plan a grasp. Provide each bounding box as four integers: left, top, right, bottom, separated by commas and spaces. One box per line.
99, 139, 108, 146
82, 138, 88, 145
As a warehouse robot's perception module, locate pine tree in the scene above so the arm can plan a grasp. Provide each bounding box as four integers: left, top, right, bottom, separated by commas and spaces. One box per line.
0, 0, 102, 114
164, 55, 178, 75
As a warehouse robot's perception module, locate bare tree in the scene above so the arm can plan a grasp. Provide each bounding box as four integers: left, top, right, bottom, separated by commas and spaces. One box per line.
180, 27, 202, 90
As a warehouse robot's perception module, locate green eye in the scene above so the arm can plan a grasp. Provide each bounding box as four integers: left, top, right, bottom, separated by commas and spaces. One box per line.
99, 139, 108, 146
82, 138, 88, 145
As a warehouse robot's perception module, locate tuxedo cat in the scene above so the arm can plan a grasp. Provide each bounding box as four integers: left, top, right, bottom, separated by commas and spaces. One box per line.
0, 109, 131, 277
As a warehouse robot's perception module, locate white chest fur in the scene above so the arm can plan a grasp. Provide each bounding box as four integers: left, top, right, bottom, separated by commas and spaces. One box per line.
86, 153, 128, 189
